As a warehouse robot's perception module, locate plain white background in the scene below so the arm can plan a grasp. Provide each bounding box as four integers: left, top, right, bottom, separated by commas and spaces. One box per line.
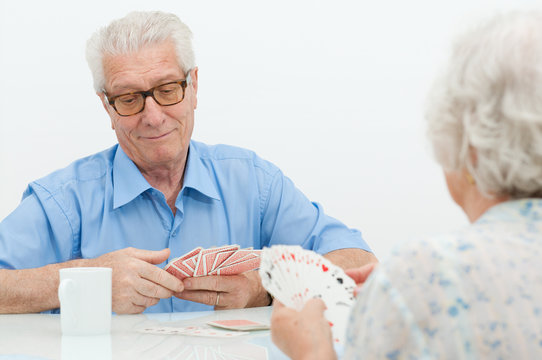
0, 0, 539, 259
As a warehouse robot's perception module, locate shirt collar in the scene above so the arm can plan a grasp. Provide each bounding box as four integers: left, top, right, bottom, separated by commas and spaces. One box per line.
181, 141, 220, 201
112, 141, 220, 209
112, 145, 152, 209
475, 198, 542, 225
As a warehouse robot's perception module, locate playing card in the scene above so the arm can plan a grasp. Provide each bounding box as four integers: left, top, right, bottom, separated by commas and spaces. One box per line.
210, 249, 237, 271
207, 319, 270, 331
178, 247, 203, 262
217, 249, 261, 268
258, 245, 356, 344
138, 326, 187, 335
164, 245, 262, 280
171, 258, 196, 276
176, 326, 249, 338
164, 263, 192, 280
194, 245, 240, 276
208, 256, 261, 275
181, 254, 199, 272
193, 248, 220, 277
173, 247, 202, 271
138, 325, 248, 337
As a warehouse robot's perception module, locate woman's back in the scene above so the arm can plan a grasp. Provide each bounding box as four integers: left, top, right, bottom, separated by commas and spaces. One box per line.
346, 199, 542, 359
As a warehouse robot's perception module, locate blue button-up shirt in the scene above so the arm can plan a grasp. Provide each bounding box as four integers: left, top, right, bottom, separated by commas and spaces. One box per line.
0, 140, 370, 312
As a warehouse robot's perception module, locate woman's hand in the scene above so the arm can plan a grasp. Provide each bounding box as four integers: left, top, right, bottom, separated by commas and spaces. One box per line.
270, 299, 337, 360
345, 262, 378, 296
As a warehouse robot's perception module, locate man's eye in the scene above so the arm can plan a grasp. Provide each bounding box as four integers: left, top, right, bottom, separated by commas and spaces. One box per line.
118, 96, 138, 105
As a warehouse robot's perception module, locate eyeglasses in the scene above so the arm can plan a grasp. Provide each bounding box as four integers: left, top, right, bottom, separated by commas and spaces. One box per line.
104, 73, 191, 116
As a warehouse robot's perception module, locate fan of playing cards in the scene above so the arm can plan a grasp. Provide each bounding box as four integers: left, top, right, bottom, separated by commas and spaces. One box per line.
259, 245, 356, 344
165, 245, 261, 279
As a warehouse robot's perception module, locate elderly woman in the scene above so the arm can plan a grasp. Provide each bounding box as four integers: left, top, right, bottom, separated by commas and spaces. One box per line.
270, 11, 542, 359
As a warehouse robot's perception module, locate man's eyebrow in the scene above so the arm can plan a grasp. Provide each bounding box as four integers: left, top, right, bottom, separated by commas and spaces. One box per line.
108, 76, 184, 94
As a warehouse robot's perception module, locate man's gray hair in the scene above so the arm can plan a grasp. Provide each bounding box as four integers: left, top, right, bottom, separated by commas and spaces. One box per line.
86, 11, 195, 92
426, 11, 542, 199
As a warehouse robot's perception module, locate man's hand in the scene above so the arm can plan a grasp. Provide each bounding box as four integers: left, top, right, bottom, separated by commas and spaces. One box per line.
270, 299, 337, 360
89, 247, 184, 314
175, 270, 270, 309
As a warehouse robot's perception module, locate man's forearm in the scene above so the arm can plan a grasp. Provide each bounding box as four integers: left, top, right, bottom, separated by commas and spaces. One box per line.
324, 248, 378, 270
0, 259, 90, 313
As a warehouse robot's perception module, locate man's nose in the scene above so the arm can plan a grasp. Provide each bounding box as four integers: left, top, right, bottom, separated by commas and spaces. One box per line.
141, 95, 165, 125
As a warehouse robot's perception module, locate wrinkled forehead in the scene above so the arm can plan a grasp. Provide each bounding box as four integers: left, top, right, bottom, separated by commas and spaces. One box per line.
102, 41, 185, 92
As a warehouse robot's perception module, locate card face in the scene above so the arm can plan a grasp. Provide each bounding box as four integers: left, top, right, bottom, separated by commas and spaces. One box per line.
207, 319, 270, 331
258, 245, 356, 344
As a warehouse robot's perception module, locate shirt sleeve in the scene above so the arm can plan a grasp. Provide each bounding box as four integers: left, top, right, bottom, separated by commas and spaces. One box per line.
259, 168, 371, 254
0, 183, 76, 269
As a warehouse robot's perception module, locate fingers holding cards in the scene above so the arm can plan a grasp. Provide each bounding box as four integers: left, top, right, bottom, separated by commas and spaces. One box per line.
178, 274, 254, 309
89, 247, 184, 314
165, 245, 265, 309
259, 245, 356, 344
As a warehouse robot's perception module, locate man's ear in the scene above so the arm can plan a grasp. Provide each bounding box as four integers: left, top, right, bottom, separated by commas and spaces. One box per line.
190, 67, 199, 110
97, 92, 115, 130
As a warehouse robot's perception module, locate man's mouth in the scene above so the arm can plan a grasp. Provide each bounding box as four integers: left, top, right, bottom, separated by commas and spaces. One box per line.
143, 130, 173, 140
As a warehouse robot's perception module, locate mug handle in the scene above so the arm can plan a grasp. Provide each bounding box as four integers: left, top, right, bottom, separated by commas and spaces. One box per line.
58, 279, 78, 327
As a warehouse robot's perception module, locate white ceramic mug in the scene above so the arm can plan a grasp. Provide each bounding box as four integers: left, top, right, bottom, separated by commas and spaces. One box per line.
58, 267, 112, 335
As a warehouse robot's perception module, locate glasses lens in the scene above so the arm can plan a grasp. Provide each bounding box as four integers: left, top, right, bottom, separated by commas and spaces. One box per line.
153, 82, 184, 105
114, 94, 145, 116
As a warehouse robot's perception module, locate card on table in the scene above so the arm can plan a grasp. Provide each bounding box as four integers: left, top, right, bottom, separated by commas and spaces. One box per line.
206, 319, 270, 331
138, 325, 249, 337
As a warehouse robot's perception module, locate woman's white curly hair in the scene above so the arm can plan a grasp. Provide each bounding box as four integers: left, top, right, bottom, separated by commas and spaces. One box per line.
426, 11, 542, 199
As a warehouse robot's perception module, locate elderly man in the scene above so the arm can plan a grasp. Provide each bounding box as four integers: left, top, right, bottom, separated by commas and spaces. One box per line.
0, 11, 375, 314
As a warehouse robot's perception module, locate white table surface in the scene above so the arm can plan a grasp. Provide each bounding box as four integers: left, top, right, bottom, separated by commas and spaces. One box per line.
0, 306, 290, 360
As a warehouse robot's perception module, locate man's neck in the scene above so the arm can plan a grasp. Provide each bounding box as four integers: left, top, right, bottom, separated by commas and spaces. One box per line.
139, 159, 187, 214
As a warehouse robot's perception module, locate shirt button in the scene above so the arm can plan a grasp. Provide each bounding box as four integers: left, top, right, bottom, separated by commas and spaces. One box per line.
171, 231, 177, 237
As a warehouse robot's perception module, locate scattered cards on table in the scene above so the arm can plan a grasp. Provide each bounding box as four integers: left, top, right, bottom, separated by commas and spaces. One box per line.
138, 325, 249, 337
207, 319, 270, 331
258, 245, 356, 344
164, 245, 262, 279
